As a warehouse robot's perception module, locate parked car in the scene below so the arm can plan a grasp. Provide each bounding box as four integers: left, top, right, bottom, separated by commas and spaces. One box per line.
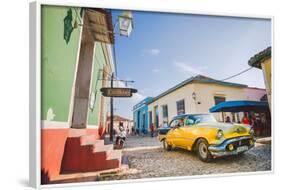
158, 113, 255, 162
158, 123, 172, 141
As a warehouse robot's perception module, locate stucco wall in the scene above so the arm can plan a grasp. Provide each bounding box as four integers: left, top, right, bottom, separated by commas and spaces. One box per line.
193, 83, 246, 121
148, 84, 195, 127
148, 83, 248, 126
41, 6, 82, 122
133, 97, 153, 132
193, 83, 246, 111
261, 58, 271, 110
134, 105, 149, 131
41, 128, 99, 183
41, 5, 113, 128
40, 5, 113, 183
243, 87, 266, 101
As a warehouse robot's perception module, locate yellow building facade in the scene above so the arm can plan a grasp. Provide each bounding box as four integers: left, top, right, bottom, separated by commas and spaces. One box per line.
248, 47, 271, 111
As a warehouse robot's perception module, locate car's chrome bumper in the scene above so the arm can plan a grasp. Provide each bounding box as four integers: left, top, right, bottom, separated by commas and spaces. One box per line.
208, 136, 255, 158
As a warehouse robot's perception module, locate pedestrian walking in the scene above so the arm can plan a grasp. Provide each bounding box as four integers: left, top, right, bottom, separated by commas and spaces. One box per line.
141, 127, 145, 137
150, 123, 155, 137
136, 128, 139, 136
242, 113, 250, 124
126, 126, 129, 135
115, 122, 126, 149
132, 126, 135, 135
225, 116, 231, 123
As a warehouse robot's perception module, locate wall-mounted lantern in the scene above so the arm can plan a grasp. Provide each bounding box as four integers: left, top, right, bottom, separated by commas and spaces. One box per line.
192, 92, 201, 104
118, 11, 134, 37
192, 92, 197, 101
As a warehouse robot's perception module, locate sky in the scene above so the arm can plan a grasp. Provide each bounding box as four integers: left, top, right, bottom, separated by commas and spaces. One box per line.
110, 10, 271, 119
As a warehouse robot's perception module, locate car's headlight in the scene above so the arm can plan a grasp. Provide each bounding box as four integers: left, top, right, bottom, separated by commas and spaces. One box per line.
249, 128, 255, 136
216, 130, 224, 139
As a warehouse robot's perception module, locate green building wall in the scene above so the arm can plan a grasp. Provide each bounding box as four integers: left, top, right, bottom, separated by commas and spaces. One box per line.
88, 43, 108, 126
41, 5, 108, 127
41, 5, 82, 122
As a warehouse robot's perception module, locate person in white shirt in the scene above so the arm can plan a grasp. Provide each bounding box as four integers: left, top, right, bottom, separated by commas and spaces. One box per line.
115, 122, 126, 147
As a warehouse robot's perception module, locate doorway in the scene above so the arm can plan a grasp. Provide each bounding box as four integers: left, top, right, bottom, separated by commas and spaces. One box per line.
137, 111, 140, 129
149, 111, 152, 126
142, 112, 146, 133
154, 106, 159, 128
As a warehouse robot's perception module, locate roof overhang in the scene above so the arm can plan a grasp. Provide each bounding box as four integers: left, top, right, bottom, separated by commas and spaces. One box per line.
85, 9, 115, 44
148, 75, 247, 104
248, 47, 271, 69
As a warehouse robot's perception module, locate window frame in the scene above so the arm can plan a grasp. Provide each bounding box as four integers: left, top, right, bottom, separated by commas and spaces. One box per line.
176, 99, 185, 115
162, 104, 168, 119
214, 96, 226, 105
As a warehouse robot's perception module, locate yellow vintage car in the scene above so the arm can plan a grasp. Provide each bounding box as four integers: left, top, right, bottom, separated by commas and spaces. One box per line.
158, 113, 255, 162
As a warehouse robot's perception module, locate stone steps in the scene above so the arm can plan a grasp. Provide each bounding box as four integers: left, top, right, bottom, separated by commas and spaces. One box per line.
60, 134, 122, 174
51, 165, 128, 184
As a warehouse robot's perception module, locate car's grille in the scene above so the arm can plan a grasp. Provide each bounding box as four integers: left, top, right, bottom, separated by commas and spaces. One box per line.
228, 139, 251, 150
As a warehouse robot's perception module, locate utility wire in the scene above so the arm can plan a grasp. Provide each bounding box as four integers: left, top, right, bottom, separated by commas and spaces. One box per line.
221, 67, 254, 81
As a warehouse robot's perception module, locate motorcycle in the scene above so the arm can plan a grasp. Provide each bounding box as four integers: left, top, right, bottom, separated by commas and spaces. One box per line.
115, 126, 126, 149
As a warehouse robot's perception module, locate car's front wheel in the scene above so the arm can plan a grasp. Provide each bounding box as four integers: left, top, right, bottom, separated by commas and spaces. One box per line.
196, 139, 212, 162
163, 139, 172, 151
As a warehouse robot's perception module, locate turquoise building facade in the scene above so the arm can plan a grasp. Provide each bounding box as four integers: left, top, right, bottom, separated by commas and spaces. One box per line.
133, 97, 154, 134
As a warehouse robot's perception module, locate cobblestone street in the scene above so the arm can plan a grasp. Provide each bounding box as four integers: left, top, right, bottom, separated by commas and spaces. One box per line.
100, 135, 271, 181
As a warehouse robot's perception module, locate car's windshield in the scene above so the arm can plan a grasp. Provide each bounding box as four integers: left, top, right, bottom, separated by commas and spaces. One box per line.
169, 118, 184, 128
188, 114, 217, 124
163, 122, 169, 128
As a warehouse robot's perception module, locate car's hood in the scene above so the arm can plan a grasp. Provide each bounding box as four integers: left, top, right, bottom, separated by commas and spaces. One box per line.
197, 122, 251, 138
157, 127, 171, 135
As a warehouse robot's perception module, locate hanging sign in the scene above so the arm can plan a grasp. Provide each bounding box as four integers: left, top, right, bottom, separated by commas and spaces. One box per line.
100, 87, 137, 97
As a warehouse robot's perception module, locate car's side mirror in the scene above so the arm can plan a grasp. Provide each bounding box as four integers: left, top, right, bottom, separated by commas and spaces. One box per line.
194, 119, 201, 124
176, 125, 180, 128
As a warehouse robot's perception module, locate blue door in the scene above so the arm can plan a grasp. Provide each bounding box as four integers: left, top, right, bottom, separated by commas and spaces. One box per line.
142, 113, 146, 134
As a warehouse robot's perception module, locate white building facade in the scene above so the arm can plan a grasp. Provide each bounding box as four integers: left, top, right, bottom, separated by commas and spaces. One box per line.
147, 75, 266, 128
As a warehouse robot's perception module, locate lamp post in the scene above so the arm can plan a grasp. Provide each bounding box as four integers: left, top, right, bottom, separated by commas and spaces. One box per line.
109, 11, 134, 142
110, 73, 114, 142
